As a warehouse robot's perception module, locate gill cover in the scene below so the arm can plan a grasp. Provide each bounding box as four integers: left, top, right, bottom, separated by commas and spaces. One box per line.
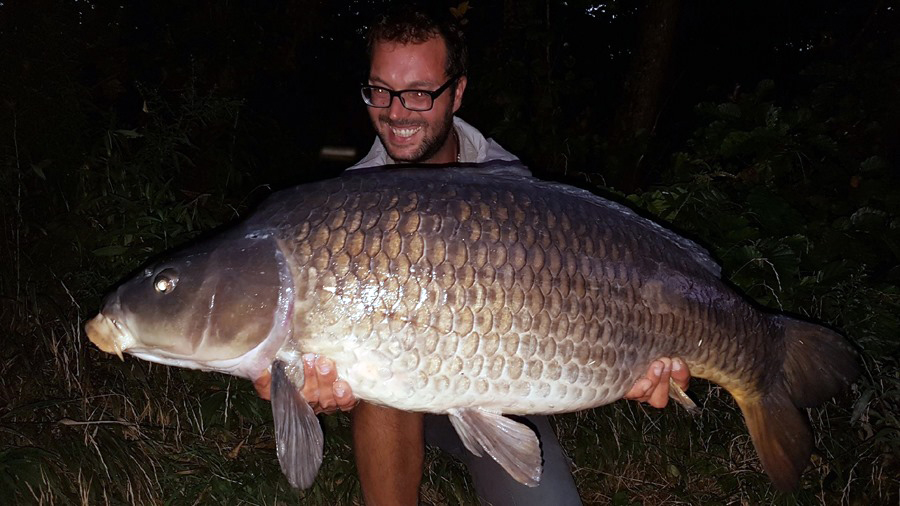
110, 229, 292, 363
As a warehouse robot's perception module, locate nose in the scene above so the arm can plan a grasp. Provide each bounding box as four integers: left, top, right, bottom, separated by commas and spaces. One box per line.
387, 95, 412, 121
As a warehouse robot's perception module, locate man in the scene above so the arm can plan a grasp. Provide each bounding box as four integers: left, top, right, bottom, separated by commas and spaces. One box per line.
256, 6, 691, 505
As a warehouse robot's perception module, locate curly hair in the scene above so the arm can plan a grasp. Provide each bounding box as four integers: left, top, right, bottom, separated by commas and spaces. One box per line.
367, 5, 468, 79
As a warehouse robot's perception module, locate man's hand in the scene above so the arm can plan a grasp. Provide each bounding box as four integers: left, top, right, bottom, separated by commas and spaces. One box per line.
623, 357, 690, 408
252, 354, 357, 414
300, 354, 357, 414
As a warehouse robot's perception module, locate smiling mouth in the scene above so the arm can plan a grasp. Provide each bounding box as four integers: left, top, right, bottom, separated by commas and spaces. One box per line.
391, 126, 422, 138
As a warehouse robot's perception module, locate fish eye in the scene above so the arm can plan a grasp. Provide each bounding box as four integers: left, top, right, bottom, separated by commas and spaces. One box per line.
153, 269, 179, 294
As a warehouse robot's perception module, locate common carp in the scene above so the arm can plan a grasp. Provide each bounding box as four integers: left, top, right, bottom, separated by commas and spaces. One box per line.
85, 163, 859, 491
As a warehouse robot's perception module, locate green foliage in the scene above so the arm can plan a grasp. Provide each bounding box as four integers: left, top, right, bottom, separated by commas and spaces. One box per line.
605, 77, 900, 504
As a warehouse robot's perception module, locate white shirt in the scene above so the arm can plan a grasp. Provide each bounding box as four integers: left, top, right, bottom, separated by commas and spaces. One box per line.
347, 116, 519, 170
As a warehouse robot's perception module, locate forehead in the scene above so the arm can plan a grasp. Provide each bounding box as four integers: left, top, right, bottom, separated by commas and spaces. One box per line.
369, 36, 448, 87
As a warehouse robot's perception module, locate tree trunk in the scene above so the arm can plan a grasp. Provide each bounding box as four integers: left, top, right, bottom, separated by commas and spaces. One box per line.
611, 0, 682, 190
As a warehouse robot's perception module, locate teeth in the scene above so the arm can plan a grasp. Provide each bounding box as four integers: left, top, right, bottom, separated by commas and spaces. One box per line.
391, 126, 421, 138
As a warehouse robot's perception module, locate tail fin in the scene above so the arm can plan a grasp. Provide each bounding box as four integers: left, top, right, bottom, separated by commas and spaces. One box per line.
779, 316, 860, 408
734, 384, 813, 491
734, 316, 859, 491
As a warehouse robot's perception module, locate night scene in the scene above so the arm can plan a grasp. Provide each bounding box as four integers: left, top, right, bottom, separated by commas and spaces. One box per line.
0, 1, 897, 504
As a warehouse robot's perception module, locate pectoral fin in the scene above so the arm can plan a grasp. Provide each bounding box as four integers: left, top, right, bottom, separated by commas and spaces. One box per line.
447, 408, 542, 487
271, 359, 324, 489
668, 377, 699, 413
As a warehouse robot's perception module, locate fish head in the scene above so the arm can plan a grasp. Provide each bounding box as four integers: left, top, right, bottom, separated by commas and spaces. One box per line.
86, 230, 294, 377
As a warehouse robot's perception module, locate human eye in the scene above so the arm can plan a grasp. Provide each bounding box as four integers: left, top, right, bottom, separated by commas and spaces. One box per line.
399, 91, 430, 110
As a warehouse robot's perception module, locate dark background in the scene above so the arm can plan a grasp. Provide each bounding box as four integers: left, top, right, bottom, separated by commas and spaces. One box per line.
1, 1, 898, 504
5, 0, 897, 189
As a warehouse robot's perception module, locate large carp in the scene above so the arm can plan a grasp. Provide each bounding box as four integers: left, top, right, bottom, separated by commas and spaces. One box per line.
86, 163, 858, 491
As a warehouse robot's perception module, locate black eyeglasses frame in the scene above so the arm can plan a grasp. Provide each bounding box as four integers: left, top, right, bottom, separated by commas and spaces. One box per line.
360, 74, 462, 112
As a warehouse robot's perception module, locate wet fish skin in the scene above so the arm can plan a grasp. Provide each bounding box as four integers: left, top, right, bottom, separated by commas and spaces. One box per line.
86, 164, 859, 491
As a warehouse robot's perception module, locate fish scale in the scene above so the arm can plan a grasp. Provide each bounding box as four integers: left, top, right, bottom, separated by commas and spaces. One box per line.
280, 170, 751, 413
86, 164, 858, 491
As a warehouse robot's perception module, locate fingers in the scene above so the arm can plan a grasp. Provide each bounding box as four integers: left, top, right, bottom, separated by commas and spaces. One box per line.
670, 357, 690, 391
300, 354, 357, 415
312, 355, 338, 414
623, 357, 692, 409
646, 358, 672, 408
301, 354, 320, 405
332, 379, 358, 412
623, 376, 653, 400
622, 359, 664, 401
254, 354, 357, 414
253, 370, 272, 401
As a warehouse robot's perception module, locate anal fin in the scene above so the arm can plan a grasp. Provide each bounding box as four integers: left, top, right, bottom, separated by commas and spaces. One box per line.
447, 408, 542, 487
271, 359, 324, 489
668, 377, 699, 413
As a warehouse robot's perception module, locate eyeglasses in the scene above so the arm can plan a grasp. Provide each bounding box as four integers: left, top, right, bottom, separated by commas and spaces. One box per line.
360, 74, 461, 112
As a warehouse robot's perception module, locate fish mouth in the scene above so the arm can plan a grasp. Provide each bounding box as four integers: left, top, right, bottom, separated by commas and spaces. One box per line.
85, 313, 134, 361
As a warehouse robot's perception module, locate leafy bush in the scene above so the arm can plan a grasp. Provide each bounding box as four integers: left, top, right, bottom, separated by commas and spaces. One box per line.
603, 78, 900, 505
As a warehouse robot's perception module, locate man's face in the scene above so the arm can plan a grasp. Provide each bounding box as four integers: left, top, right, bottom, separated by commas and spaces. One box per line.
367, 36, 467, 164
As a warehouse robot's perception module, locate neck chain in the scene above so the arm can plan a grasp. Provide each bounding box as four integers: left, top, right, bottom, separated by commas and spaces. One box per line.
453, 128, 461, 162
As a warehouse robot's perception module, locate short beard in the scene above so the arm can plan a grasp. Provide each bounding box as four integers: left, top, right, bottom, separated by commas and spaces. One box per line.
378, 106, 455, 164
